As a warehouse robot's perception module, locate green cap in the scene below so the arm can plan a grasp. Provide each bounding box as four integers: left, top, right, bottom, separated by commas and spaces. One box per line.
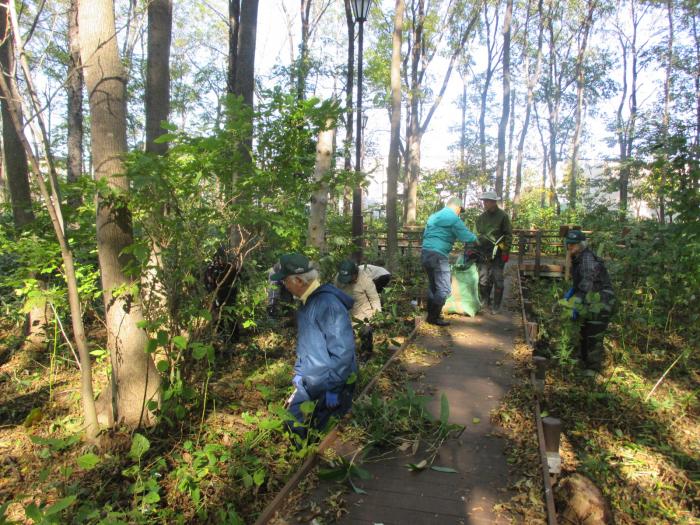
270, 253, 313, 281
337, 259, 358, 284
564, 230, 586, 244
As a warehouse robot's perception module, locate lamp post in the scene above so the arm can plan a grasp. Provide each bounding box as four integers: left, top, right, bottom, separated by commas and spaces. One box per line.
351, 0, 371, 259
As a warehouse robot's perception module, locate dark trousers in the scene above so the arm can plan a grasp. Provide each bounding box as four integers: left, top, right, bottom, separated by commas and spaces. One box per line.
478, 257, 505, 298
421, 250, 451, 307
359, 324, 373, 357
579, 310, 611, 370
373, 274, 392, 294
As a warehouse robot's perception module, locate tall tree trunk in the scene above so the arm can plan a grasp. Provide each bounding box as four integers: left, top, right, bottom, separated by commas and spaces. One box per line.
145, 0, 172, 155
404, 0, 424, 225
67, 0, 83, 188
616, 0, 641, 213
515, 0, 544, 201
545, 16, 561, 213
386, 0, 405, 270
298, 0, 312, 100
308, 120, 335, 250
227, 0, 240, 95
0, 13, 33, 228
79, 0, 161, 428
404, 0, 478, 223
343, 0, 354, 217
505, 85, 515, 202
692, 10, 700, 157
0, 156, 5, 205
692, 7, 700, 157
460, 73, 467, 192
534, 101, 548, 207
0, 7, 48, 350
232, 0, 258, 167
495, 0, 512, 197
568, 0, 595, 210
660, 0, 673, 223
479, 3, 499, 179
143, 0, 172, 315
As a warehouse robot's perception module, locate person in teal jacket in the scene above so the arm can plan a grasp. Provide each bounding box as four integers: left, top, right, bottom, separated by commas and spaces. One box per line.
421, 196, 477, 325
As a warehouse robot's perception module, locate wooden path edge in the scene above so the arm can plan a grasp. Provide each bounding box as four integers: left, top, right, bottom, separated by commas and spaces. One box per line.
516, 266, 558, 525
253, 318, 423, 525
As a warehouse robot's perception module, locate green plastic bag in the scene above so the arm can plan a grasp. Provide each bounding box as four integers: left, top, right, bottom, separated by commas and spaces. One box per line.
443, 255, 481, 317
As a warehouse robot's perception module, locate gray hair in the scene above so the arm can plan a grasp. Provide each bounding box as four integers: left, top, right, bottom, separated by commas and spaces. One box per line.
295, 268, 319, 284
446, 196, 462, 208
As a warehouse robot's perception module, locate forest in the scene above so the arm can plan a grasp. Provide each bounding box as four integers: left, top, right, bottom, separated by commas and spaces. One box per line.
0, 0, 698, 523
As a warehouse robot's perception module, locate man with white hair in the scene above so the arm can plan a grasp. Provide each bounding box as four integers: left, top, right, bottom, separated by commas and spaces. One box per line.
270, 253, 357, 442
475, 191, 512, 314
421, 196, 478, 325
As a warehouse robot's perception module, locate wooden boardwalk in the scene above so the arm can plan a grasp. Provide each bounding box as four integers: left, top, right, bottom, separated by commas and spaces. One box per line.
293, 269, 520, 524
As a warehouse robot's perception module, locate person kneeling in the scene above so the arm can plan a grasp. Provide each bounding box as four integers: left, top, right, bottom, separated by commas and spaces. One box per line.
271, 253, 358, 444
335, 260, 382, 360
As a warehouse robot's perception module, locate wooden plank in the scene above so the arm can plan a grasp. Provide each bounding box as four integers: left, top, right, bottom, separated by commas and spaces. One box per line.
341, 500, 505, 525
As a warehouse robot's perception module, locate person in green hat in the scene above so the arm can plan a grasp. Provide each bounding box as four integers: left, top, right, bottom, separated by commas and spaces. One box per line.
421, 196, 478, 325
563, 230, 616, 371
335, 260, 382, 359
270, 253, 357, 442
475, 191, 512, 314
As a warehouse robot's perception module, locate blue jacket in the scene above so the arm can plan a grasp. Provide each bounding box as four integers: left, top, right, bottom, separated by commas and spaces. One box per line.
295, 284, 357, 397
422, 207, 477, 257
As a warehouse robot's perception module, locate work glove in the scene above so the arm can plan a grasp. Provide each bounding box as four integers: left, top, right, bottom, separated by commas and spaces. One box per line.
571, 308, 579, 321
501, 253, 510, 263
325, 391, 340, 409
292, 375, 303, 389
564, 287, 575, 300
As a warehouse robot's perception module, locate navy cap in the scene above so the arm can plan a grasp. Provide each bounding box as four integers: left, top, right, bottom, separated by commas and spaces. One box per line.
564, 230, 586, 244
337, 259, 358, 284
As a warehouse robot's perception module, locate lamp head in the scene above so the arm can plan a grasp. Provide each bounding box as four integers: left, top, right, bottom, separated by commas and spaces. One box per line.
351, 0, 372, 22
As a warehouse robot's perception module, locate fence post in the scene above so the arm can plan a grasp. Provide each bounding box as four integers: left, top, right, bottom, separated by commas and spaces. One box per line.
542, 417, 562, 475
535, 230, 542, 278
518, 231, 525, 267
533, 356, 547, 395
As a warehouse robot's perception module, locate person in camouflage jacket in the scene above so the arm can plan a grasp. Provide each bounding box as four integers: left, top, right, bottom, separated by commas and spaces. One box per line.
564, 230, 616, 371
475, 191, 512, 314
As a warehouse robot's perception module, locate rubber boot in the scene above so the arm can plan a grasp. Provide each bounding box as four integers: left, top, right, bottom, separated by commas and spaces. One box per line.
425, 299, 435, 323
427, 302, 450, 326
479, 285, 491, 310
491, 287, 504, 314
360, 325, 374, 360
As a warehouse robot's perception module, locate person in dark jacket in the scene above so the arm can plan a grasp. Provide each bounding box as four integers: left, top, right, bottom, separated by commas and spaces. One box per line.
564, 230, 616, 371
421, 196, 478, 325
203, 245, 242, 343
271, 253, 358, 442
475, 191, 513, 314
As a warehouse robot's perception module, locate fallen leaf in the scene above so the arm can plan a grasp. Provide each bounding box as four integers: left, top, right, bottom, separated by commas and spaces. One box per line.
406, 459, 428, 471
472, 417, 481, 424
431, 466, 458, 473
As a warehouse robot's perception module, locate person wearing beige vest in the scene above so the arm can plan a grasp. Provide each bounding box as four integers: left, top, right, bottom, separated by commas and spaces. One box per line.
335, 260, 382, 359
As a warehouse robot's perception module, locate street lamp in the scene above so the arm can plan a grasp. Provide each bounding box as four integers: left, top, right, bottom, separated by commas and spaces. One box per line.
351, 0, 371, 259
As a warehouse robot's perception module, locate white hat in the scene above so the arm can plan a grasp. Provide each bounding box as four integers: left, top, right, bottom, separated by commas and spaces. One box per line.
479, 191, 500, 201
